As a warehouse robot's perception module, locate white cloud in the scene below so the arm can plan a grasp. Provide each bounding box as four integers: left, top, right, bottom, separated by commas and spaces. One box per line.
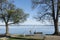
0, 18, 53, 25
20, 18, 51, 25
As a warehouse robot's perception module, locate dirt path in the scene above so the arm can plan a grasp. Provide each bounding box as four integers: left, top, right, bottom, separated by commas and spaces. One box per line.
44, 35, 60, 40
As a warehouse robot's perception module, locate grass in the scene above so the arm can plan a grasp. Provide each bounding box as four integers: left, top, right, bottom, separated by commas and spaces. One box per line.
8, 38, 25, 40
7, 38, 43, 40
0, 34, 44, 40
8, 38, 43, 40
13, 35, 43, 40
0, 37, 43, 40
7, 37, 43, 40
0, 39, 2, 40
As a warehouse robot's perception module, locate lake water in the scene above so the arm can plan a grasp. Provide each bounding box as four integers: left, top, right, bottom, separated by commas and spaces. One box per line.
0, 25, 60, 35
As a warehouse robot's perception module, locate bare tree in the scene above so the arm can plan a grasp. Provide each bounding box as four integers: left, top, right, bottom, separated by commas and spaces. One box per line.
32, 0, 60, 35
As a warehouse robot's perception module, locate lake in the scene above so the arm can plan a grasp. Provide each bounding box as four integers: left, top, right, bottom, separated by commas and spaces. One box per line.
0, 25, 60, 35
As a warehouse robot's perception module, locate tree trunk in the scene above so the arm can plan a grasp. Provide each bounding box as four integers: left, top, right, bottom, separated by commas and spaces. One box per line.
5, 23, 9, 36
52, 0, 59, 35
53, 20, 59, 35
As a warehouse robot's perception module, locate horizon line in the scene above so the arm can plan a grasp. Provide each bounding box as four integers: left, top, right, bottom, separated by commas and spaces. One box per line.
0, 25, 60, 26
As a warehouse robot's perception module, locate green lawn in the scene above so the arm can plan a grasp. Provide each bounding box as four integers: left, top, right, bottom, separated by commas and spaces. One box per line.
8, 38, 43, 40
0, 35, 44, 40
8, 38, 25, 40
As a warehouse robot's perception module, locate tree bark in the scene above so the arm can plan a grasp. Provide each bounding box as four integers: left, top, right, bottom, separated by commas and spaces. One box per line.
5, 23, 9, 36
54, 0, 59, 35
52, 0, 59, 35
53, 20, 59, 35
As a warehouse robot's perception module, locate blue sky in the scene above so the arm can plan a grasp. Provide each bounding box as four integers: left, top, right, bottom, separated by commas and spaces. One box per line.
12, 0, 51, 25
14, 0, 37, 19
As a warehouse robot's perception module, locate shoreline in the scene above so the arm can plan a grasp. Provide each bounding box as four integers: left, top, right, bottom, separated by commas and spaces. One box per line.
0, 34, 60, 40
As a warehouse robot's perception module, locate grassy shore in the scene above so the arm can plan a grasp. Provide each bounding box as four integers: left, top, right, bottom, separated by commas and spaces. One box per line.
0, 34, 43, 40
0, 37, 43, 40
0, 34, 60, 40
